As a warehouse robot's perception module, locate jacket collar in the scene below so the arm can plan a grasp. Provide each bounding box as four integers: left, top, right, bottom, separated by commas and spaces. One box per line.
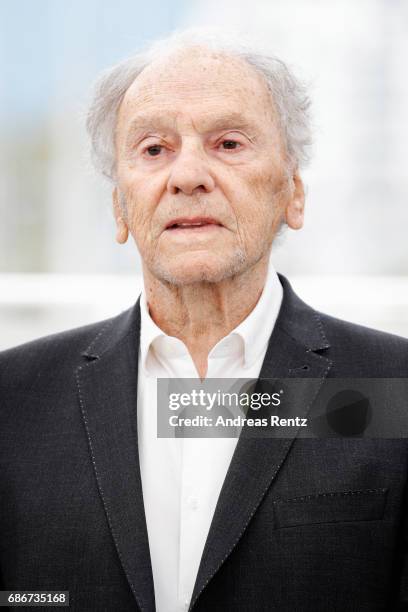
76, 274, 332, 612
277, 273, 330, 352
82, 273, 330, 361
81, 303, 141, 360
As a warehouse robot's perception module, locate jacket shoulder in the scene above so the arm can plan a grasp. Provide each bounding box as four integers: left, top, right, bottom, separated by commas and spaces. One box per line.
318, 311, 408, 376
0, 315, 117, 391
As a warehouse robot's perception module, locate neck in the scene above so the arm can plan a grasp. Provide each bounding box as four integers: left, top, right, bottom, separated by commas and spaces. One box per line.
142, 256, 270, 379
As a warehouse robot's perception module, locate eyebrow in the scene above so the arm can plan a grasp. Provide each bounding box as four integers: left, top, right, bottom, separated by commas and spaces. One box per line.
126, 114, 173, 135
124, 112, 259, 144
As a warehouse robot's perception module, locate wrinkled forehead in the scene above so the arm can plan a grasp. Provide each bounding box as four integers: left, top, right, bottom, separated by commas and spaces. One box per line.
117, 48, 276, 130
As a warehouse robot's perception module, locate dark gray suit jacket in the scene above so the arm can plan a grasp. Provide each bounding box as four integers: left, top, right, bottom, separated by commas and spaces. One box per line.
1, 274, 408, 611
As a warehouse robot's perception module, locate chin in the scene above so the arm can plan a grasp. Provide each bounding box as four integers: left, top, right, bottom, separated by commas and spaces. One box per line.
152, 252, 248, 286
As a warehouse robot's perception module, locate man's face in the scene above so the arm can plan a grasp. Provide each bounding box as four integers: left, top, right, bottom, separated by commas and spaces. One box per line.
114, 48, 304, 284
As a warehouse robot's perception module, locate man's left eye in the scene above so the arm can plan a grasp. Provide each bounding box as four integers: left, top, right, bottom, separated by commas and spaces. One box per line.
220, 140, 241, 150
146, 145, 163, 156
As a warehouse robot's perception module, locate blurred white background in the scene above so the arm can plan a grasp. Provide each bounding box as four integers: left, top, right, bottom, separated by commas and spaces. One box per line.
1, 0, 407, 349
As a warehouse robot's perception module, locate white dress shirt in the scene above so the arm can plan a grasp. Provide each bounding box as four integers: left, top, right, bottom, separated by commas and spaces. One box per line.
136, 262, 283, 612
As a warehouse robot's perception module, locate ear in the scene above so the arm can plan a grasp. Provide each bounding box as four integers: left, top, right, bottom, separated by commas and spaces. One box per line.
112, 187, 129, 244
284, 172, 305, 230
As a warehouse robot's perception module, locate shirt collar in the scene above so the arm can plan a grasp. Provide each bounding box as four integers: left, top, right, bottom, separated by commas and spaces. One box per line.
139, 260, 283, 373
139, 291, 168, 374
230, 261, 282, 367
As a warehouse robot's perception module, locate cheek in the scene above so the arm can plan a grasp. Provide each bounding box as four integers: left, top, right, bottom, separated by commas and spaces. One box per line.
228, 170, 280, 232
121, 175, 164, 245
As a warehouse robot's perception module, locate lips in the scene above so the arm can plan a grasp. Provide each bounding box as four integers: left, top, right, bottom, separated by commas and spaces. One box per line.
165, 217, 222, 230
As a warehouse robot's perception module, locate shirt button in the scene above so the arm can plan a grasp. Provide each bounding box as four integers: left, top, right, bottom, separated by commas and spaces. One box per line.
184, 599, 189, 610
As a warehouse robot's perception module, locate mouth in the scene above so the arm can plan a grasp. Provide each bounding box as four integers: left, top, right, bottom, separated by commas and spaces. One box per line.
165, 217, 223, 232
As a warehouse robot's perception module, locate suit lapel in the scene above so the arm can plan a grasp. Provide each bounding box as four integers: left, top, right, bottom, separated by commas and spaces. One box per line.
190, 276, 333, 609
76, 302, 155, 612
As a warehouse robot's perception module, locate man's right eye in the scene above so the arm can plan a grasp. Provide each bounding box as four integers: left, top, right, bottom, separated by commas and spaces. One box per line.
145, 145, 163, 156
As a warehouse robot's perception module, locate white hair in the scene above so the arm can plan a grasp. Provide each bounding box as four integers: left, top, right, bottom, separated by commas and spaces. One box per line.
86, 27, 312, 182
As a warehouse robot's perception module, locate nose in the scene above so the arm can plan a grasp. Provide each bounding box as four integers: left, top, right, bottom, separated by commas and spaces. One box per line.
166, 144, 215, 196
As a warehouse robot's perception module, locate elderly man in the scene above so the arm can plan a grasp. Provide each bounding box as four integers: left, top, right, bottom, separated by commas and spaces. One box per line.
1, 29, 408, 612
